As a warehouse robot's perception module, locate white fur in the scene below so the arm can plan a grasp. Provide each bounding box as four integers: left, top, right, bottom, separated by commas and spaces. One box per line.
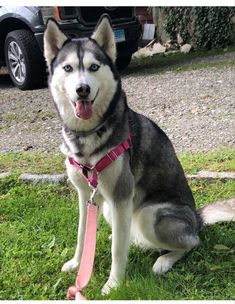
131, 204, 174, 250
43, 20, 67, 66
50, 51, 117, 132
200, 199, 235, 225
91, 17, 116, 62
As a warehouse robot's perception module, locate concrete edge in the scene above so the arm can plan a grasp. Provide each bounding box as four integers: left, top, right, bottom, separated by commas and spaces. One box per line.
0, 171, 235, 184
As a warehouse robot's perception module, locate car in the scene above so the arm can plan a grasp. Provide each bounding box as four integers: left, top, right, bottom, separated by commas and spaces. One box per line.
0, 6, 142, 90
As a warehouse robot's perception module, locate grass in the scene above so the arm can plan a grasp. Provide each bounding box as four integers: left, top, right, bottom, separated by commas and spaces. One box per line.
178, 149, 235, 175
124, 45, 235, 76
0, 151, 65, 175
1, 148, 234, 176
0, 149, 235, 300
1, 43, 234, 300
0, 175, 234, 300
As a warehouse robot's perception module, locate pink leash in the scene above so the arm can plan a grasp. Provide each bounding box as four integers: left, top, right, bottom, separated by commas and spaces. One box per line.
66, 133, 131, 300
67, 203, 98, 300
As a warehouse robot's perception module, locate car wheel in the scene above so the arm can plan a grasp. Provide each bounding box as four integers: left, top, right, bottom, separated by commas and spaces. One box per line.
4, 29, 45, 90
116, 55, 132, 71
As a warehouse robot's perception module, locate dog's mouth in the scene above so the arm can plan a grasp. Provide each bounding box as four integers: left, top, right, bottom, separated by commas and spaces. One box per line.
74, 90, 99, 120
75, 100, 93, 120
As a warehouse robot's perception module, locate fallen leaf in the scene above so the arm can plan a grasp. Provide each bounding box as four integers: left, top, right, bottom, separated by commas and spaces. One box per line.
213, 244, 230, 251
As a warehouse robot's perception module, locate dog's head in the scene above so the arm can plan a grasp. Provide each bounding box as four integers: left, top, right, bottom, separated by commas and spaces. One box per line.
44, 14, 119, 130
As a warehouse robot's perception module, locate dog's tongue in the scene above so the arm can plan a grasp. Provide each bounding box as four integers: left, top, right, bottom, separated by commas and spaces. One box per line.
75, 100, 92, 120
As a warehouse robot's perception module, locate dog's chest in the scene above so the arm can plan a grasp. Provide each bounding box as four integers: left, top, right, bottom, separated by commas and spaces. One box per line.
62, 128, 112, 166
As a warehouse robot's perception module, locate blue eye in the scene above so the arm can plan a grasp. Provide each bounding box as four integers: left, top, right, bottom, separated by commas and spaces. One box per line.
63, 65, 73, 72
89, 64, 100, 72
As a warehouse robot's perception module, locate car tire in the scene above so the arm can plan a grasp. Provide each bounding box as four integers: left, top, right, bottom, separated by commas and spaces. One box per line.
4, 29, 45, 90
116, 55, 132, 71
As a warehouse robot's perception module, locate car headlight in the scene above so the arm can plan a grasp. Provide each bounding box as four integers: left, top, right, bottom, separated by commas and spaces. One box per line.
39, 6, 78, 24
39, 6, 55, 24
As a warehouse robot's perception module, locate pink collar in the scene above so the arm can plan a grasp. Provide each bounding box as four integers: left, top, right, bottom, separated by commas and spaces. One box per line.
68, 132, 132, 189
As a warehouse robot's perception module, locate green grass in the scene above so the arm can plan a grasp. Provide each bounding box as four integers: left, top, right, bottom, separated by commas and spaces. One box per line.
0, 148, 235, 300
124, 46, 235, 76
1, 148, 234, 176
0, 151, 65, 175
179, 149, 235, 175
0, 176, 234, 300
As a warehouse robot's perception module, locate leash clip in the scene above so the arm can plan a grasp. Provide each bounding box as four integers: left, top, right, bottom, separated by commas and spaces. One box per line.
87, 187, 97, 206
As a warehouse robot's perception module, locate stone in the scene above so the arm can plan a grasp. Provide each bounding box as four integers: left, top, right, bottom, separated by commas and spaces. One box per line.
187, 171, 235, 181
0, 172, 11, 179
165, 41, 179, 51
177, 33, 183, 45
19, 173, 67, 184
132, 47, 153, 58
152, 42, 166, 54
180, 44, 192, 54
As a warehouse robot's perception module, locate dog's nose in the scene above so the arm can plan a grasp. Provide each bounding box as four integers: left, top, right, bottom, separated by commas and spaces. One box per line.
76, 84, 90, 98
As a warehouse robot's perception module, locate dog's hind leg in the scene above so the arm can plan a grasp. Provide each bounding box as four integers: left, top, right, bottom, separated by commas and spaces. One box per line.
152, 233, 199, 274
152, 250, 187, 274
135, 203, 200, 274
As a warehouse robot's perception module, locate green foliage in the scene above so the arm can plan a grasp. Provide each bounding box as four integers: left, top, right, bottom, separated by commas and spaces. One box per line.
163, 7, 235, 49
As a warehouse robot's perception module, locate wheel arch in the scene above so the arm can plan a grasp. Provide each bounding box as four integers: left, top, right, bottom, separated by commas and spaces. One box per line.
0, 17, 33, 65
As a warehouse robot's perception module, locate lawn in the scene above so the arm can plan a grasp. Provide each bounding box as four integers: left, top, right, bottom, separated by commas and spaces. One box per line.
125, 45, 235, 76
0, 150, 235, 300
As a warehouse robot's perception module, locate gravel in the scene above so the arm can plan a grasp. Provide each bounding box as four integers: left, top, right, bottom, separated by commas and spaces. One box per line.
0, 53, 234, 153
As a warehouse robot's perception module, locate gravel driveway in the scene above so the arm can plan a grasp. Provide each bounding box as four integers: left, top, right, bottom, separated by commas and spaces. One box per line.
0, 53, 234, 153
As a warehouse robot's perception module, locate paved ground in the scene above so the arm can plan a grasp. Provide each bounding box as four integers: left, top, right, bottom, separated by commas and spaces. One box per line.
0, 52, 234, 153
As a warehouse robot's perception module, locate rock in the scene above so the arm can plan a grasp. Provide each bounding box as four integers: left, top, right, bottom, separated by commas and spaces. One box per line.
164, 50, 179, 56
23, 145, 33, 151
0, 172, 11, 179
152, 42, 166, 54
132, 47, 153, 58
19, 173, 67, 184
180, 44, 192, 54
177, 33, 183, 45
187, 171, 235, 181
165, 42, 179, 51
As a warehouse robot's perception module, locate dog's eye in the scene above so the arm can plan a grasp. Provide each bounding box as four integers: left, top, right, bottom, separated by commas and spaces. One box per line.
63, 65, 73, 72
89, 64, 100, 72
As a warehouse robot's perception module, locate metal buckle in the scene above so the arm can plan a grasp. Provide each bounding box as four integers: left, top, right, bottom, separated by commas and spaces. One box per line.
87, 187, 97, 206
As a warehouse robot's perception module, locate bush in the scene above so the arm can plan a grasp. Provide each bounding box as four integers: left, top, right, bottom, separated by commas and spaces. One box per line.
163, 7, 235, 49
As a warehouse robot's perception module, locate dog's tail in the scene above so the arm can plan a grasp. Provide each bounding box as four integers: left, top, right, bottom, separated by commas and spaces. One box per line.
198, 198, 235, 225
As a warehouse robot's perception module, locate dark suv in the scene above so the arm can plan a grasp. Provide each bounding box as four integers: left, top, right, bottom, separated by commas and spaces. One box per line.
0, 6, 141, 90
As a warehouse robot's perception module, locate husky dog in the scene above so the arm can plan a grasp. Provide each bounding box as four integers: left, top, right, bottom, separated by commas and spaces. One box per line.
44, 15, 235, 295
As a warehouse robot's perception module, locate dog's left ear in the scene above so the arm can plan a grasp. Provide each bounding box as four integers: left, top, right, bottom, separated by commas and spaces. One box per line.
44, 18, 68, 67
91, 14, 116, 63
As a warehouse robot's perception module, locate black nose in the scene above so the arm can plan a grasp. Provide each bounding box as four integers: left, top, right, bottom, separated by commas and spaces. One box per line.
76, 84, 90, 98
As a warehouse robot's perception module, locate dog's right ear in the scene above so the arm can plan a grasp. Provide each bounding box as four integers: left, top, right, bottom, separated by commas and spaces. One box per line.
44, 18, 68, 66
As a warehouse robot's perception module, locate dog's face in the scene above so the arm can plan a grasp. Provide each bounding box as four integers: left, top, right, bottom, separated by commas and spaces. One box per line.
44, 15, 118, 130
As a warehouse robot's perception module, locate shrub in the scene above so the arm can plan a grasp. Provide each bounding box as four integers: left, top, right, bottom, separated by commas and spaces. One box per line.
163, 7, 235, 49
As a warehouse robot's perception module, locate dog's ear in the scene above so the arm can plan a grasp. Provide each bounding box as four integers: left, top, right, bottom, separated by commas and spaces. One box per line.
91, 14, 116, 63
44, 18, 68, 66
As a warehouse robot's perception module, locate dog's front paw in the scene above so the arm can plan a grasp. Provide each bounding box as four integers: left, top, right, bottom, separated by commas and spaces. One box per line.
61, 258, 79, 272
101, 277, 118, 295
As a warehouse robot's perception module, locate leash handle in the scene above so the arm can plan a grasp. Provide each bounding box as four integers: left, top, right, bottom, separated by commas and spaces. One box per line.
67, 203, 98, 300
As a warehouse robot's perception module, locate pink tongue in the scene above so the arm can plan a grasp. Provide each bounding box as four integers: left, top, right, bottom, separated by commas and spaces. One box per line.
75, 100, 92, 120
